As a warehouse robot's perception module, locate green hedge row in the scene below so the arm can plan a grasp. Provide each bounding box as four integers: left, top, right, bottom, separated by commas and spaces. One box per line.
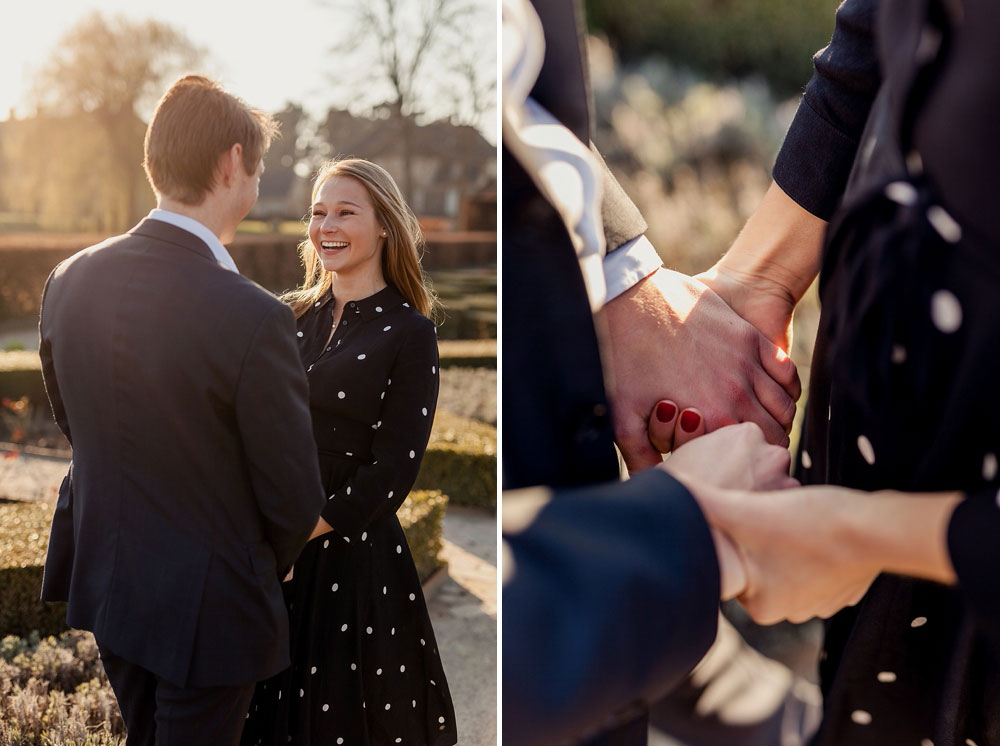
419, 411, 497, 510
0, 490, 448, 638
437, 339, 497, 369
0, 500, 65, 638
0, 237, 494, 322
585, 0, 836, 96
398, 490, 448, 582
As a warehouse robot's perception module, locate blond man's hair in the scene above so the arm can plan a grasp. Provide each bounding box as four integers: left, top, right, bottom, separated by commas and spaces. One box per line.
144, 75, 278, 205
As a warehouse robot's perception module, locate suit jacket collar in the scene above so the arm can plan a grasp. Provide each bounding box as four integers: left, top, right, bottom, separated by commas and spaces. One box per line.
129, 217, 224, 268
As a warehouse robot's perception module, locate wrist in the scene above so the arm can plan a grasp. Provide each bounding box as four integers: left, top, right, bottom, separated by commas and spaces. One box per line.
714, 181, 827, 305
845, 490, 961, 585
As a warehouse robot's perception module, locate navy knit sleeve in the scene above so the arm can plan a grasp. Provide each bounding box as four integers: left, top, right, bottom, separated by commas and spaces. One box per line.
773, 0, 882, 219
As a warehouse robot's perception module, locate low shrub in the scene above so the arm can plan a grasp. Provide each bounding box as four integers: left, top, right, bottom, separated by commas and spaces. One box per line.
0, 630, 124, 745
0, 487, 446, 640
419, 412, 497, 510
398, 490, 449, 583
438, 339, 496, 370
0, 501, 66, 639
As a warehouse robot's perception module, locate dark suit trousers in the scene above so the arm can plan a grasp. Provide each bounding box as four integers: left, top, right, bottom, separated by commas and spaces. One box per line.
98, 643, 256, 746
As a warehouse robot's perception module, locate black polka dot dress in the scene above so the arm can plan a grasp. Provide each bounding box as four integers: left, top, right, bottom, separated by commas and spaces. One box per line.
797, 4, 1000, 742
242, 285, 457, 746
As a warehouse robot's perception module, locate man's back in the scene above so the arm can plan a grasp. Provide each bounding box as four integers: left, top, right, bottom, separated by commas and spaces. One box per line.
40, 217, 325, 688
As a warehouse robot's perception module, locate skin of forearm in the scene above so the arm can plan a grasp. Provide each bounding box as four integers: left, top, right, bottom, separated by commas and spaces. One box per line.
310, 516, 334, 541
709, 182, 828, 305
843, 489, 962, 586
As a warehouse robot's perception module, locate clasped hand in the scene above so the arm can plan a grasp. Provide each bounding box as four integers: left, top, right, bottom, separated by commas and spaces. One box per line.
598, 267, 800, 473
661, 423, 878, 625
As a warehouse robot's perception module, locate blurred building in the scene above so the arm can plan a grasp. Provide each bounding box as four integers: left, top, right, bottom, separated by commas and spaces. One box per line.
314, 109, 496, 226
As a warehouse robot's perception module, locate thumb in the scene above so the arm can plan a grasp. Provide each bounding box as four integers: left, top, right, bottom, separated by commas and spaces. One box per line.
615, 410, 665, 474
711, 527, 748, 600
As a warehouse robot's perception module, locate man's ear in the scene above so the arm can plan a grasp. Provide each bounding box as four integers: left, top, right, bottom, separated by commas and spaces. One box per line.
219, 143, 244, 187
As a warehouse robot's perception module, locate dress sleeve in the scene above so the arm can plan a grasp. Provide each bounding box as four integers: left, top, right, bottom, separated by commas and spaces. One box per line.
321, 318, 440, 538
773, 0, 882, 220
947, 489, 1000, 647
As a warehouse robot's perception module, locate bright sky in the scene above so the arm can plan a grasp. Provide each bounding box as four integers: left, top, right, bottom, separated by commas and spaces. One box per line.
1, 0, 497, 143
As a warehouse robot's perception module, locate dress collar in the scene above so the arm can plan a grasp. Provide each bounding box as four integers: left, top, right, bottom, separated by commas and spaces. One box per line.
319, 284, 408, 321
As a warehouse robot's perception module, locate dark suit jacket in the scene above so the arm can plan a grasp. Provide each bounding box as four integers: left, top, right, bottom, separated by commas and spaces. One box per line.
502, 0, 721, 743
39, 217, 326, 688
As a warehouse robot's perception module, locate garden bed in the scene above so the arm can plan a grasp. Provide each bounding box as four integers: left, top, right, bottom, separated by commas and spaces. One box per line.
0, 490, 449, 641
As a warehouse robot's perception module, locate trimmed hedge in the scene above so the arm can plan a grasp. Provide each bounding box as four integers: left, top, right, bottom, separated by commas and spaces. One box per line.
438, 339, 496, 370
420, 411, 497, 510
0, 351, 47, 405
0, 490, 447, 638
0, 235, 494, 322
0, 500, 65, 638
398, 490, 448, 583
586, 0, 835, 96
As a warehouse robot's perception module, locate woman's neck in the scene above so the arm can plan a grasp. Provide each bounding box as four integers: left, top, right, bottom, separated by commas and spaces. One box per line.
329, 267, 387, 306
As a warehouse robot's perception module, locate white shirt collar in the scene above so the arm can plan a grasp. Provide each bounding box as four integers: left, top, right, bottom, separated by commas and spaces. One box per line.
147, 208, 239, 274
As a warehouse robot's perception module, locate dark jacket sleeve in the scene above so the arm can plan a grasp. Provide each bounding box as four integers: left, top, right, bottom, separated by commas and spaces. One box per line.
502, 468, 721, 746
947, 490, 1000, 648
39, 264, 70, 442
773, 0, 882, 219
234, 303, 326, 574
321, 319, 439, 539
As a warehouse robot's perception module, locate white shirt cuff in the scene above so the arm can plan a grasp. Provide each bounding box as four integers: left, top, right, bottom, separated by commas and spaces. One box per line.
602, 235, 663, 304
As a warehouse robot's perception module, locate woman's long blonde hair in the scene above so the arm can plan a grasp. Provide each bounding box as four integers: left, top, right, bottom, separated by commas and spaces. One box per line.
283, 158, 438, 320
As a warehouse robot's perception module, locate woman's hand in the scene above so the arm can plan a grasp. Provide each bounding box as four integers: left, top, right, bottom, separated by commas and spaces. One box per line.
691, 484, 961, 625
695, 180, 829, 353
695, 265, 799, 353
662, 420, 798, 492
660, 421, 799, 602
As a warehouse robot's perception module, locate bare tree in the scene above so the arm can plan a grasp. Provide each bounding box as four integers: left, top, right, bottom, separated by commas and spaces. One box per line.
29, 13, 204, 230
321, 0, 495, 202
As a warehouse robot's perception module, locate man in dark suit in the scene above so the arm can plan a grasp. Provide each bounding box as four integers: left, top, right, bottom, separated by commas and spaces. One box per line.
501, 0, 808, 744
39, 75, 326, 746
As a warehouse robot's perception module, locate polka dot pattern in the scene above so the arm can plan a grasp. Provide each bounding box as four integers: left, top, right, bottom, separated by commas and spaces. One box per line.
851, 710, 872, 725
931, 290, 962, 333
983, 453, 997, 481
928, 205, 962, 243
885, 181, 918, 205
245, 285, 454, 742
857, 435, 876, 465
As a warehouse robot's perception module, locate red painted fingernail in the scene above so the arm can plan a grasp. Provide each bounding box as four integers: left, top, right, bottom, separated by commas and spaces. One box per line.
680, 411, 701, 432
655, 402, 676, 422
